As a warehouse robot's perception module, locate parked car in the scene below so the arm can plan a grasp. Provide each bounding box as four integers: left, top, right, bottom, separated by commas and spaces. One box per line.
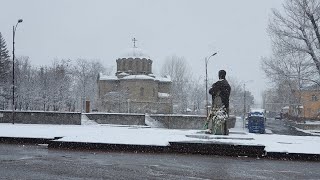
275, 114, 282, 120
248, 115, 265, 134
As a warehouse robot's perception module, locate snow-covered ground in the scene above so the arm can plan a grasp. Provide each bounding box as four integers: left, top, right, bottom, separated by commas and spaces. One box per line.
0, 117, 320, 154
81, 114, 98, 125
298, 120, 320, 125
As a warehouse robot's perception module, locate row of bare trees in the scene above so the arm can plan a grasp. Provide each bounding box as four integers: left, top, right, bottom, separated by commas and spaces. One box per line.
262, 0, 320, 114
0, 56, 106, 112
161, 56, 254, 115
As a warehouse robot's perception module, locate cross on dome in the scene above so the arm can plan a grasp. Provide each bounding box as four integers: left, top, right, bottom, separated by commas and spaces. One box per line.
132, 38, 137, 48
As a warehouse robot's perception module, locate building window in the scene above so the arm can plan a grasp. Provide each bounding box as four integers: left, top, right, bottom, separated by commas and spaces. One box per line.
312, 95, 318, 101
153, 88, 155, 97
140, 87, 144, 96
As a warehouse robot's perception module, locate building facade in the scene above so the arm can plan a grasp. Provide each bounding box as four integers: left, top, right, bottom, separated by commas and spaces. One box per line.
299, 89, 320, 118
97, 47, 172, 114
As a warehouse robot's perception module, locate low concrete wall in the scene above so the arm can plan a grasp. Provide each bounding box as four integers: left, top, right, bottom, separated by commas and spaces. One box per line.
149, 114, 205, 129
149, 114, 236, 129
85, 113, 236, 129
85, 113, 145, 125
295, 123, 320, 130
0, 110, 81, 125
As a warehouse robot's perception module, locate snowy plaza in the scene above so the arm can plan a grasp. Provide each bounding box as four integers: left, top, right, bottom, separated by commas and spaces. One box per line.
0, 116, 319, 156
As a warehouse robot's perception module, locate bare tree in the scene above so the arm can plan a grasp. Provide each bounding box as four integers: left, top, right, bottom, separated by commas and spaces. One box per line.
161, 55, 192, 113
269, 0, 320, 77
73, 59, 106, 112
228, 78, 254, 116
188, 76, 205, 114
261, 52, 315, 113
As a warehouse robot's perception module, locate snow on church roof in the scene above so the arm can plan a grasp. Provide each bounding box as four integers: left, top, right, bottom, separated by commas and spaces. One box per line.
119, 47, 151, 59
155, 75, 171, 82
99, 74, 118, 80
118, 72, 129, 76
121, 75, 155, 80
99, 73, 171, 82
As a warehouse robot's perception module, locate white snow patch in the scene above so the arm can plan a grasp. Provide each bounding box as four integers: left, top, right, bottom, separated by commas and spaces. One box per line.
99, 75, 118, 80
118, 72, 129, 76
81, 115, 98, 125
303, 121, 320, 125
121, 75, 155, 80
155, 75, 171, 82
158, 92, 170, 98
145, 114, 165, 128
119, 47, 151, 59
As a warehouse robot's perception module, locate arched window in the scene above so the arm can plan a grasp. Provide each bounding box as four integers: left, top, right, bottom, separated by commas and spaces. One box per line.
120, 60, 125, 71
132, 60, 136, 73
140, 87, 144, 96
129, 60, 132, 72
116, 60, 120, 72
142, 61, 145, 72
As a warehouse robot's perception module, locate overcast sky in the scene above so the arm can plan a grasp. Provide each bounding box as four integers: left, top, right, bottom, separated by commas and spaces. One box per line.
0, 0, 284, 106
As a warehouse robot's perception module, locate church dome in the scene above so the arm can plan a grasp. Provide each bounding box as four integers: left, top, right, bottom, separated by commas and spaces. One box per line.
119, 47, 151, 59
116, 40, 153, 76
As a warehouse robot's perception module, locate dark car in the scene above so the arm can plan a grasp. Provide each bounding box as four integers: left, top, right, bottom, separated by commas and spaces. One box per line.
275, 114, 282, 120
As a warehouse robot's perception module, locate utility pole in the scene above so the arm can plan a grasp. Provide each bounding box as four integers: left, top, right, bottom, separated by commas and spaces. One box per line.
12, 19, 23, 124
243, 83, 246, 128
242, 80, 253, 128
205, 52, 217, 116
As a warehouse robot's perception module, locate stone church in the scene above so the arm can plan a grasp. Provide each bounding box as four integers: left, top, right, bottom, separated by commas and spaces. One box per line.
97, 41, 172, 114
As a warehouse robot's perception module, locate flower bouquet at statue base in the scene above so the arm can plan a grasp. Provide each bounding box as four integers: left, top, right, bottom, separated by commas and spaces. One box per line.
204, 95, 229, 135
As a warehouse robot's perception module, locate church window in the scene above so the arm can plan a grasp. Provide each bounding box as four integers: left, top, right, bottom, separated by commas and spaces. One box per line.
148, 62, 151, 72
120, 60, 125, 71
140, 87, 144, 96
142, 61, 145, 72
138, 61, 142, 72
117, 61, 120, 71
129, 60, 132, 71
132, 61, 136, 72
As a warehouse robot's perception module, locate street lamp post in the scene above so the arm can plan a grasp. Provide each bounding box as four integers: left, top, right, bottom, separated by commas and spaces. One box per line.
242, 80, 253, 128
205, 52, 217, 116
243, 83, 246, 128
127, 99, 130, 113
12, 19, 23, 124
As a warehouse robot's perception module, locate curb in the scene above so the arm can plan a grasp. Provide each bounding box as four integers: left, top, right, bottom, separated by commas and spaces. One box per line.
48, 140, 265, 157
0, 137, 57, 145
169, 141, 265, 157
266, 152, 320, 161
48, 141, 170, 153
